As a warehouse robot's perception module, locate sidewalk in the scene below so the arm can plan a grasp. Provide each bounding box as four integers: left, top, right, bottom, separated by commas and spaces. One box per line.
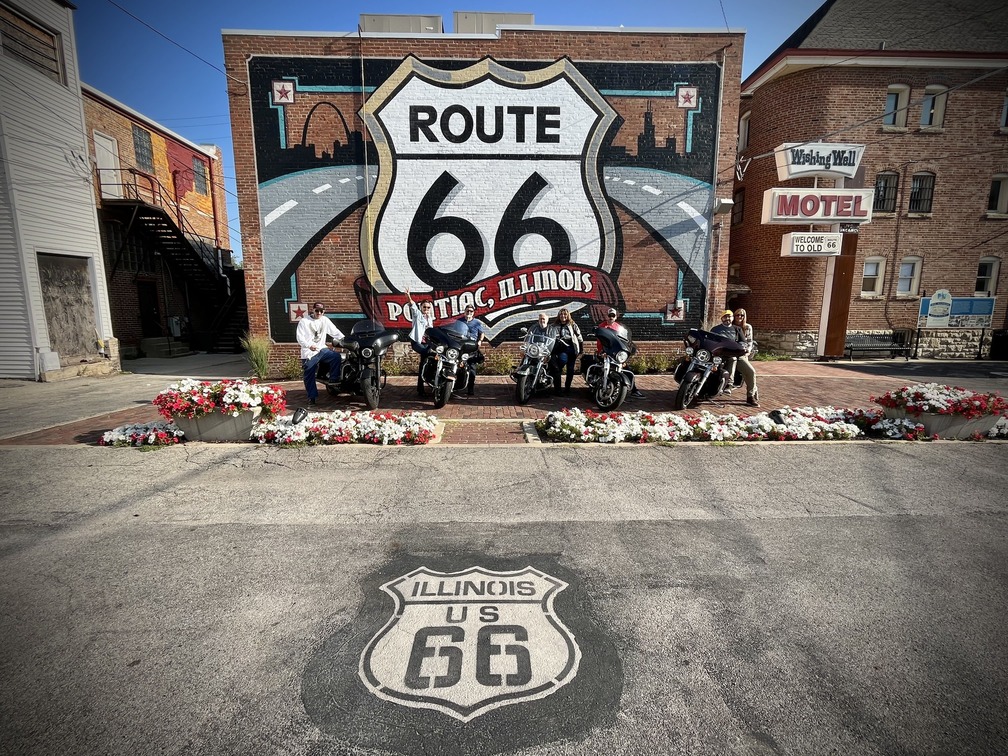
2, 354, 1007, 445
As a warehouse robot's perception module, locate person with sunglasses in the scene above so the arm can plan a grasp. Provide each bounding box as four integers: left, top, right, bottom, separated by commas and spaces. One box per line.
733, 308, 759, 407
296, 302, 344, 406
711, 309, 741, 395
457, 304, 492, 397
405, 288, 435, 397
552, 307, 583, 395
596, 307, 645, 399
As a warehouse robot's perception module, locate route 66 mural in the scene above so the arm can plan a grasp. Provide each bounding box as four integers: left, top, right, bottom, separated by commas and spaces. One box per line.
252, 55, 720, 342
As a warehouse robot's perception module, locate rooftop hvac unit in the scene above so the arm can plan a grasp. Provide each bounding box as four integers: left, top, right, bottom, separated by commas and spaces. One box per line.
358, 14, 443, 33
453, 11, 534, 34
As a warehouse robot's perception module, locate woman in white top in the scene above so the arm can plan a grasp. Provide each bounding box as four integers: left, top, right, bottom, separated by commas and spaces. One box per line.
405, 288, 434, 396
733, 308, 759, 407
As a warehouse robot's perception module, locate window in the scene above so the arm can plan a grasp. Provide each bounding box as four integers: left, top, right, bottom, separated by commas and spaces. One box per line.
193, 158, 208, 195
896, 256, 922, 297
883, 84, 910, 128
861, 257, 885, 296
132, 125, 154, 173
731, 188, 744, 226
909, 172, 935, 214
102, 221, 155, 274
737, 110, 750, 152
1000, 91, 1008, 129
976, 257, 1000, 296
920, 85, 947, 128
873, 172, 899, 212
0, 3, 64, 84
988, 174, 1008, 215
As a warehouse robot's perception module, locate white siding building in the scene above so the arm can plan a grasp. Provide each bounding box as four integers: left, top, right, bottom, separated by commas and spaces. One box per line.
0, 0, 116, 379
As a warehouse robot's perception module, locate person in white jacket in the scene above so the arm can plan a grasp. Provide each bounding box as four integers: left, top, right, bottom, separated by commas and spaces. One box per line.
405, 288, 434, 396
296, 302, 344, 405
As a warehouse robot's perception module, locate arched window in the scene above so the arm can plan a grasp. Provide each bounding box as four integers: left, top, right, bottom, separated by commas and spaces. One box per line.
896, 256, 922, 297
920, 85, 948, 128
988, 174, 1008, 215
976, 257, 1001, 296
909, 172, 935, 214
861, 256, 886, 297
873, 171, 899, 213
883, 84, 910, 128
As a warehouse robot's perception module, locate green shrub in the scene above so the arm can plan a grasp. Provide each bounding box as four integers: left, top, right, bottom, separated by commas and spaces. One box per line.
383, 353, 419, 376
627, 353, 648, 375
481, 347, 518, 376
241, 332, 271, 380
280, 354, 303, 380
649, 352, 672, 373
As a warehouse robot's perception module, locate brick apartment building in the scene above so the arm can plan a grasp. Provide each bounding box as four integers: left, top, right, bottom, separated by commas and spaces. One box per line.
728, 0, 1008, 359
222, 14, 744, 370
82, 85, 244, 357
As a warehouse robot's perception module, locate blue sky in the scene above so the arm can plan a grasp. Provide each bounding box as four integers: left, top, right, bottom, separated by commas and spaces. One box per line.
73, 0, 826, 261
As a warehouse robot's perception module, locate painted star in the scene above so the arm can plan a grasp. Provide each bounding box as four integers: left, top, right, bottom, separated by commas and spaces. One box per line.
680, 91, 694, 105
275, 85, 292, 102
292, 305, 306, 318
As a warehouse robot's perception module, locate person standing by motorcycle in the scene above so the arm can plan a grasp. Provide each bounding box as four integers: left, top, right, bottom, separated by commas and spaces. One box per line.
528, 311, 562, 395
458, 305, 492, 397
553, 307, 583, 395
405, 288, 434, 397
597, 308, 645, 399
297, 302, 344, 406
733, 308, 759, 407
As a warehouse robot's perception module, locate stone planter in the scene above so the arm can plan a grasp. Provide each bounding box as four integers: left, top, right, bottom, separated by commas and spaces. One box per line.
172, 408, 262, 442
883, 407, 999, 439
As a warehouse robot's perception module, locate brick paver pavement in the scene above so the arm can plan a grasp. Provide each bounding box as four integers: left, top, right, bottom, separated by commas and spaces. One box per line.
3, 359, 1005, 445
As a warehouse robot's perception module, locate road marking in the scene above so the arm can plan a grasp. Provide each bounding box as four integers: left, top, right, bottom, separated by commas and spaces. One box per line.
643, 185, 662, 195
313, 183, 332, 194
677, 201, 707, 232
356, 175, 365, 180
622, 179, 637, 185
339, 178, 352, 184
264, 199, 298, 226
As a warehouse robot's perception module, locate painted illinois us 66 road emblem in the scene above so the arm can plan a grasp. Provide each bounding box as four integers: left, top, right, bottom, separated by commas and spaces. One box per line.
358, 566, 581, 721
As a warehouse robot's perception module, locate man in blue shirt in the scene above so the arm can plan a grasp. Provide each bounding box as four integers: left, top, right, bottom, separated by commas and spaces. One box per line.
457, 305, 491, 397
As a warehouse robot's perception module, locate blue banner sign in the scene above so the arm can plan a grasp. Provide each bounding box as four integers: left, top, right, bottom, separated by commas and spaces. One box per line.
917, 295, 995, 329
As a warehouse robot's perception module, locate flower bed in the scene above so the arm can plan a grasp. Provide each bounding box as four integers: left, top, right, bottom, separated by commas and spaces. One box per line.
100, 421, 185, 447
251, 410, 437, 446
535, 406, 937, 444
153, 378, 286, 421
872, 382, 1008, 418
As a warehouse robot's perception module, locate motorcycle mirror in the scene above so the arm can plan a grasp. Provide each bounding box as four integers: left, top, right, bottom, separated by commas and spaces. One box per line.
519, 327, 528, 335
292, 407, 309, 424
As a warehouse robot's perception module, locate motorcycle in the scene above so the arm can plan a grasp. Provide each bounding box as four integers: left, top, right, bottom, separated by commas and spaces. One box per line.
672, 328, 748, 409
419, 320, 480, 408
321, 319, 399, 410
511, 328, 557, 404
581, 325, 637, 410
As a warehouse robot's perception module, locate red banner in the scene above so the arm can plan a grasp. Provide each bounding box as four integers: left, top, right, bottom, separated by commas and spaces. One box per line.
355, 265, 623, 328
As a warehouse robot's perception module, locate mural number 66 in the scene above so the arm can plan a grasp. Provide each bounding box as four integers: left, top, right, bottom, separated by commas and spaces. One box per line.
407, 171, 573, 290
404, 623, 532, 690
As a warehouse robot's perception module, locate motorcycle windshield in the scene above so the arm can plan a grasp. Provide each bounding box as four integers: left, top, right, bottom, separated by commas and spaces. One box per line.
697, 329, 747, 356
523, 330, 556, 351
594, 326, 631, 354
350, 319, 385, 337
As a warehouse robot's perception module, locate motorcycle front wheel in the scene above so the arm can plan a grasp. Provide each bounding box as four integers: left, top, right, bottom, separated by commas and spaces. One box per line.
516, 373, 535, 405
361, 372, 381, 410
674, 372, 702, 410
433, 378, 452, 409
595, 375, 628, 410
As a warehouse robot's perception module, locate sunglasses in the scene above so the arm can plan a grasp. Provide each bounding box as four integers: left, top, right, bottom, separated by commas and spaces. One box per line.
313, 308, 325, 313
607, 312, 617, 318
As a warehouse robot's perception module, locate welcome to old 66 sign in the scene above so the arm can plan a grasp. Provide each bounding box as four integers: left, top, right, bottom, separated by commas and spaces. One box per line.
358, 565, 581, 721
359, 57, 620, 333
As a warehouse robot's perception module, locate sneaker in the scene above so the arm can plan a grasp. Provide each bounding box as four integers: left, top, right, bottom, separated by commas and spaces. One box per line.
631, 389, 645, 399
721, 387, 733, 395
307, 398, 317, 406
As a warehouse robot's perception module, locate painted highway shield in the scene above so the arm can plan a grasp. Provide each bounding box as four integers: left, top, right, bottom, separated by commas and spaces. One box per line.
358, 565, 581, 722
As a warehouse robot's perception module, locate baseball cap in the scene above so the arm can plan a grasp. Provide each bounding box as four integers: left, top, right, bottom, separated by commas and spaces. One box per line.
607, 308, 617, 316
722, 310, 733, 318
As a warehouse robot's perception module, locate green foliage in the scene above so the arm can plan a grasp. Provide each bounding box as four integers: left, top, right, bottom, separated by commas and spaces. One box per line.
627, 353, 648, 375
382, 353, 419, 376
648, 352, 672, 373
241, 332, 272, 380
752, 350, 791, 362
481, 348, 518, 376
280, 354, 303, 380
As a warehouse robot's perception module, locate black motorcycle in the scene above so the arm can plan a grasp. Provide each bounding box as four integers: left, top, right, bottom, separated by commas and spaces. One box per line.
419, 320, 480, 408
511, 327, 558, 404
672, 328, 748, 410
321, 319, 399, 410
581, 325, 637, 410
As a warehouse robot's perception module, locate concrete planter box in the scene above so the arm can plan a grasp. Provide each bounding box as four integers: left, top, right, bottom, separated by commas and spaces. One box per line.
883, 407, 999, 439
173, 408, 261, 442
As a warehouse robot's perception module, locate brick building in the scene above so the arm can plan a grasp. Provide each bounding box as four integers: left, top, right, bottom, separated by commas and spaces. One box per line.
222, 16, 743, 372
728, 0, 1008, 359
82, 85, 244, 357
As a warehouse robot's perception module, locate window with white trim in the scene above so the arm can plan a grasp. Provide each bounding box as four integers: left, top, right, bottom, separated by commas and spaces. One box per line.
920, 85, 947, 128
896, 256, 922, 297
0, 2, 64, 84
976, 257, 1000, 296
193, 157, 208, 195
738, 110, 750, 152
861, 257, 885, 296
909, 172, 935, 214
873, 171, 899, 212
988, 174, 1008, 215
883, 84, 910, 128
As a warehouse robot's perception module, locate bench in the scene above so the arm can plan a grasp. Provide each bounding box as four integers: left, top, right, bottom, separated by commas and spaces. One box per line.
844, 330, 912, 360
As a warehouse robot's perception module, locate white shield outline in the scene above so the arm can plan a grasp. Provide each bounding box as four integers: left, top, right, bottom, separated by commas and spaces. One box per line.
359, 56, 618, 335
358, 565, 582, 722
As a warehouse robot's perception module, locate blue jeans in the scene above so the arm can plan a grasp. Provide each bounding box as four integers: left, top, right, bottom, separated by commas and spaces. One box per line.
302, 350, 341, 401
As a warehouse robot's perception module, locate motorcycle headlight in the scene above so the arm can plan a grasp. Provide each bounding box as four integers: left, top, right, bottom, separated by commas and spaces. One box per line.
616, 350, 629, 363
446, 348, 459, 361
434, 345, 445, 354
696, 349, 711, 363
685, 347, 694, 356
713, 356, 722, 365
361, 347, 373, 359
527, 344, 543, 358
